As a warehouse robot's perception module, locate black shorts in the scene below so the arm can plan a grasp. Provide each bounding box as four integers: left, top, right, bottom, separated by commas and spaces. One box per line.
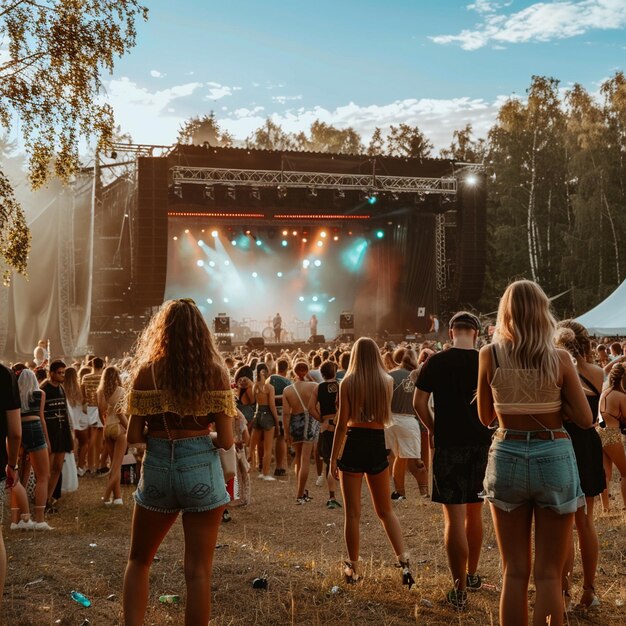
45, 416, 74, 454
319, 430, 335, 464
338, 428, 388, 475
432, 444, 489, 505
565, 422, 606, 497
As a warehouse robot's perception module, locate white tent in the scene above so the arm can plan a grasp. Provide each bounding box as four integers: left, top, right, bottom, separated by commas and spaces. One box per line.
576, 280, 626, 336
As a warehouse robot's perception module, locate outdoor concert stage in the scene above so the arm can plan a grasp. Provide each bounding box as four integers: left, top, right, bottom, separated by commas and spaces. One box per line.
84, 143, 486, 355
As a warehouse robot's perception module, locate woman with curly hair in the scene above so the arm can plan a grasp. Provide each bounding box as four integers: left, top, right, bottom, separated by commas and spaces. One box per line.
555, 321, 605, 610
598, 362, 626, 512
122, 299, 236, 626
97, 366, 128, 505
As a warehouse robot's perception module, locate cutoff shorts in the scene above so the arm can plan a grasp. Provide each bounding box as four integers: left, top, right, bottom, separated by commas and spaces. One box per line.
319, 429, 335, 464
338, 427, 389, 475
134, 435, 230, 514
86, 406, 103, 428
481, 429, 584, 515
252, 406, 276, 431
21, 420, 48, 453
432, 444, 490, 504
289, 411, 320, 443
385, 414, 422, 459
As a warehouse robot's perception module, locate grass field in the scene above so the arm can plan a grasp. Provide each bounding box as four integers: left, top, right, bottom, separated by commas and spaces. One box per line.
4, 466, 626, 625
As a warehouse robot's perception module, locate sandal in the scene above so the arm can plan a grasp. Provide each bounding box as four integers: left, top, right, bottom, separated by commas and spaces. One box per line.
398, 554, 415, 590
343, 560, 359, 584
578, 586, 600, 609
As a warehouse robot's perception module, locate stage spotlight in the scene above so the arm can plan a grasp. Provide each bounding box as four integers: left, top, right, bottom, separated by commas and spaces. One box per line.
302, 260, 310, 269
245, 229, 252, 235
227, 186, 236, 200
376, 230, 384, 239
209, 261, 216, 267
172, 236, 178, 241
282, 230, 289, 236
312, 296, 319, 302
466, 174, 478, 186
211, 230, 218, 238
185, 229, 190, 234
334, 189, 345, 200
302, 237, 308, 243
308, 186, 318, 198
292, 230, 298, 236
252, 272, 258, 278
223, 297, 229, 303
250, 187, 261, 201
231, 239, 237, 246
224, 260, 230, 266
197, 260, 205, 267
314, 260, 322, 267
277, 186, 287, 199
206, 298, 213, 304
204, 186, 214, 201
281, 240, 288, 247
198, 240, 204, 246
333, 235, 339, 241
277, 272, 283, 277
320, 231, 327, 238
173, 183, 182, 199
317, 241, 323, 248
256, 239, 263, 246
299, 296, 305, 302
328, 297, 336, 303
367, 193, 378, 205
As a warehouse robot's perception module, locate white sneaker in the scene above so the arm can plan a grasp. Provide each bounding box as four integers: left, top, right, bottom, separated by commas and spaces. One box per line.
10, 522, 21, 531
77, 467, 86, 477
18, 519, 36, 530
112, 498, 124, 506
315, 475, 324, 487
261, 475, 276, 481
34, 521, 54, 530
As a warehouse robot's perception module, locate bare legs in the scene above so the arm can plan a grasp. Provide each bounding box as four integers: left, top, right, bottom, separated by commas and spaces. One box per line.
261, 427, 275, 477
293, 441, 313, 498
47, 452, 65, 501
441, 503, 484, 592
123, 505, 225, 626
491, 502, 574, 626
104, 433, 127, 502
339, 468, 407, 576
392, 457, 428, 497
30, 448, 50, 522
75, 429, 89, 472
600, 443, 626, 511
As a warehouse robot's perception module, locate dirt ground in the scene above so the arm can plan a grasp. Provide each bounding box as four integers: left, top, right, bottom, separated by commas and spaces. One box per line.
3, 467, 626, 626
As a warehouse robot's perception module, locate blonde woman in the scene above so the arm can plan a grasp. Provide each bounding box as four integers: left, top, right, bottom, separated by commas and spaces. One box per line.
122, 299, 235, 626
598, 363, 626, 512
64, 367, 89, 476
249, 362, 279, 480
330, 337, 414, 588
97, 366, 128, 505
477, 281, 592, 626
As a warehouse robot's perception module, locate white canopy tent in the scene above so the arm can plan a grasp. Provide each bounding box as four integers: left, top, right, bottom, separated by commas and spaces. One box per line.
576, 280, 626, 336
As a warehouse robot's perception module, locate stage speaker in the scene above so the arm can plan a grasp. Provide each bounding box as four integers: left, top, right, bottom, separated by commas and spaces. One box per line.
214, 315, 230, 333
308, 334, 325, 343
246, 337, 265, 349
340, 312, 354, 329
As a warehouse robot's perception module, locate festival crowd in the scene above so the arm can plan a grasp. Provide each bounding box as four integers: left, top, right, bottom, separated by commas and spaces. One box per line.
2, 279, 626, 625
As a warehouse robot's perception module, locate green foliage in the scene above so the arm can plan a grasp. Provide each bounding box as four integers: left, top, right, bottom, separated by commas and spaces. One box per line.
0, 0, 148, 282
177, 112, 233, 147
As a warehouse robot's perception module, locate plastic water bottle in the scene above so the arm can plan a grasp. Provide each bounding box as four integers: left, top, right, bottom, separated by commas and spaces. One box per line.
159, 594, 180, 604
70, 591, 91, 607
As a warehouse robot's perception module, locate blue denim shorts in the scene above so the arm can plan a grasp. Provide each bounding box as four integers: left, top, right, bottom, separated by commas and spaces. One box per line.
481, 429, 584, 515
21, 420, 48, 453
134, 435, 230, 514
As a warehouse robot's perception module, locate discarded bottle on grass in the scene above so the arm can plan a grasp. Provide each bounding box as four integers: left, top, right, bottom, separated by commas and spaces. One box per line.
70, 591, 91, 607
252, 577, 268, 590
159, 594, 180, 604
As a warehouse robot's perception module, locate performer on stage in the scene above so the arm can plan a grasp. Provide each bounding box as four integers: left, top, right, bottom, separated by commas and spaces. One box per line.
273, 312, 282, 343
310, 314, 318, 338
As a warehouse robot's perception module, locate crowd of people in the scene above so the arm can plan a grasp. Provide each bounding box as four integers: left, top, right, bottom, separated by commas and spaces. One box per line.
1, 280, 626, 625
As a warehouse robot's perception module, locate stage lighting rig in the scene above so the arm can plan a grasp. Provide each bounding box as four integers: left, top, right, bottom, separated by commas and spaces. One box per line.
227, 186, 236, 200
204, 186, 214, 201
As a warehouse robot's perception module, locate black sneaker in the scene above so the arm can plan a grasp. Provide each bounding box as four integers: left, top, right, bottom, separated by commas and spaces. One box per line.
446, 588, 468, 610
391, 491, 406, 501
274, 468, 286, 477
222, 509, 232, 523
466, 573, 482, 591
326, 499, 342, 509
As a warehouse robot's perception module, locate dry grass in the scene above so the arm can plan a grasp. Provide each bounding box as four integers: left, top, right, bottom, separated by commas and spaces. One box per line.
4, 468, 626, 625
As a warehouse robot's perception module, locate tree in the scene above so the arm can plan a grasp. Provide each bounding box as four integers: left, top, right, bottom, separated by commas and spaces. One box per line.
0, 0, 148, 283
366, 127, 385, 156
386, 123, 433, 159
246, 118, 295, 151
177, 112, 233, 147
303, 121, 363, 154
440, 124, 487, 162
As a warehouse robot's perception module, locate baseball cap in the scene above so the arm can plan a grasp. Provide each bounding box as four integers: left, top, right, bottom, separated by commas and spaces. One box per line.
448, 311, 481, 332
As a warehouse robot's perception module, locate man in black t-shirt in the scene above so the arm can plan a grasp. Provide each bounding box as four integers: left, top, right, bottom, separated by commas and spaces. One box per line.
414, 312, 491, 609
0, 364, 22, 605
269, 358, 292, 476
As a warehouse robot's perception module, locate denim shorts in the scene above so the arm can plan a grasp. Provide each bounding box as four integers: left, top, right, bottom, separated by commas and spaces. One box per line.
134, 435, 230, 514
21, 420, 48, 453
481, 429, 584, 515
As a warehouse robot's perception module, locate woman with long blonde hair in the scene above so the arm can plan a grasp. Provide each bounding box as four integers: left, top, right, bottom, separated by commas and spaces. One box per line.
477, 280, 592, 626
97, 366, 128, 505
122, 299, 235, 626
64, 367, 89, 476
330, 337, 414, 588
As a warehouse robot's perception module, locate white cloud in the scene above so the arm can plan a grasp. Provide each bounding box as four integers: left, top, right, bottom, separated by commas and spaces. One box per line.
205, 82, 241, 100
468, 1, 511, 13
432, 0, 626, 50
150, 69, 165, 78
272, 95, 303, 105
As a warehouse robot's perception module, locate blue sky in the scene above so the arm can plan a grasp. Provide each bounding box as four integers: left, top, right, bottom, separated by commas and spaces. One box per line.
106, 0, 626, 150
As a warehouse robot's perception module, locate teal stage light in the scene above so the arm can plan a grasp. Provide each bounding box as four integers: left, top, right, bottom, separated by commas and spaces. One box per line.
376, 230, 384, 239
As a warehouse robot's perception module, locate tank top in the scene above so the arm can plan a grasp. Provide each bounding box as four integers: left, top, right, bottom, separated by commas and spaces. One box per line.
318, 380, 339, 418
105, 386, 124, 427
21, 390, 42, 418
579, 374, 600, 424
490, 344, 562, 415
